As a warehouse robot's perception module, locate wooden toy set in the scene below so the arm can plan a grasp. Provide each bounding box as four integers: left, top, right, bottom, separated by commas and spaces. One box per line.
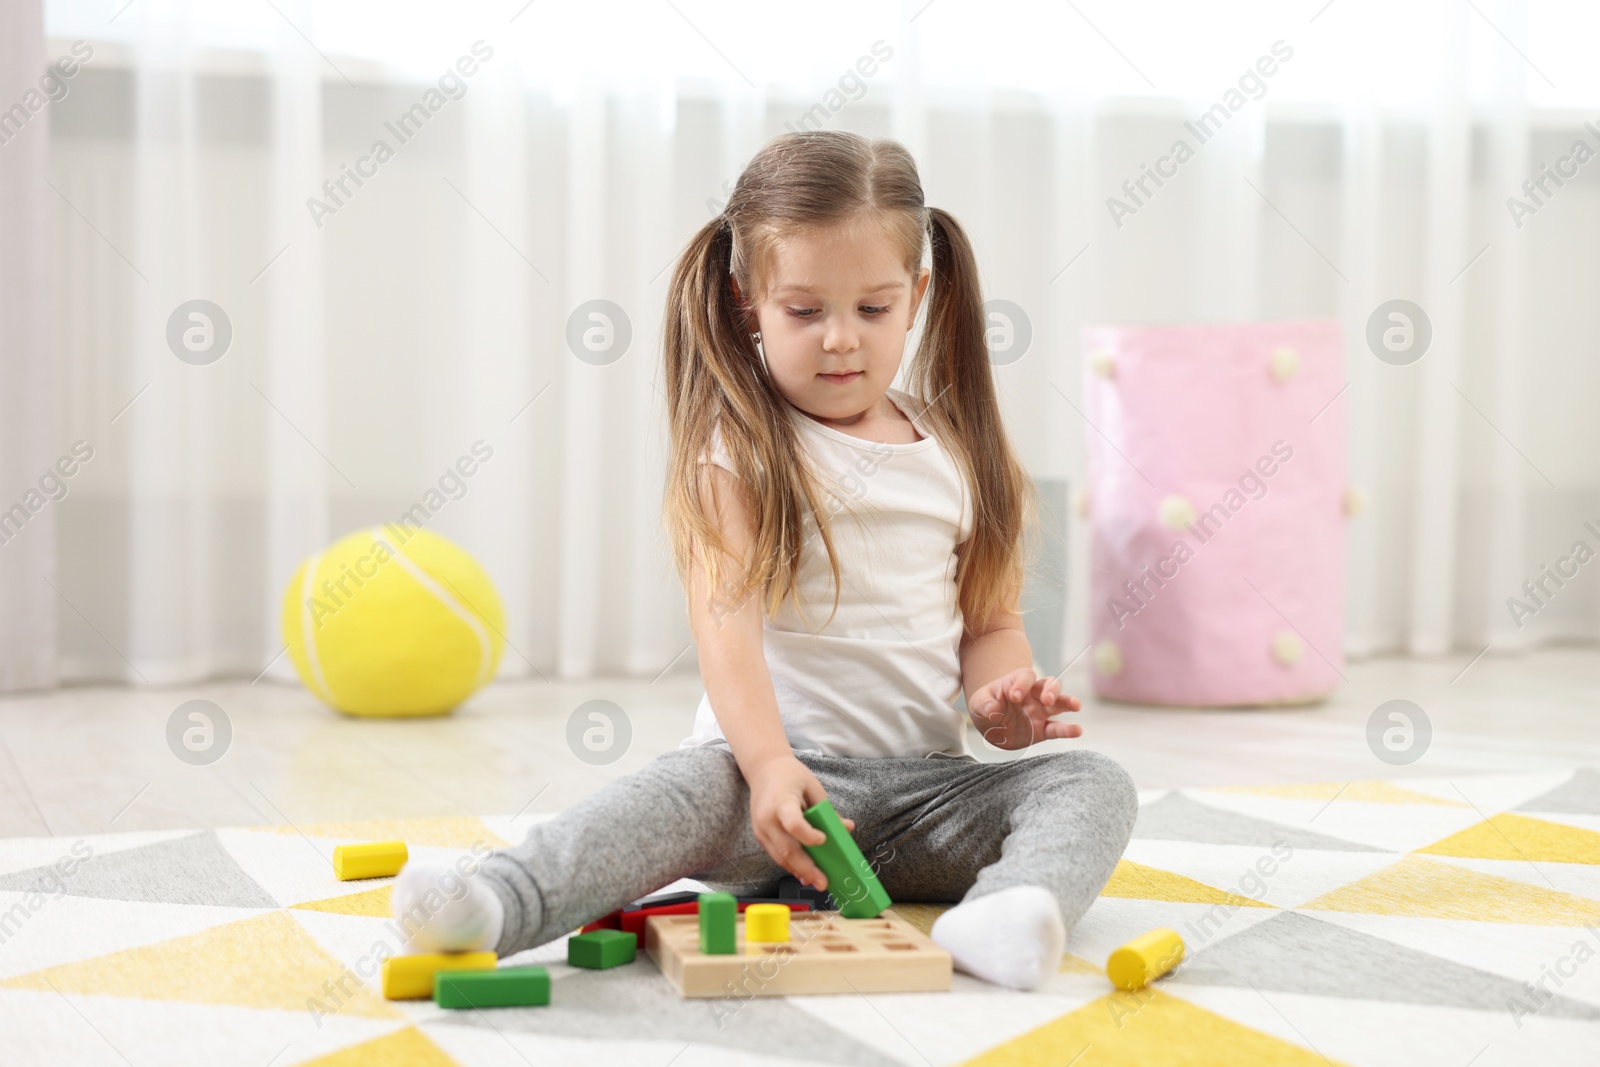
645, 903, 952, 998
346, 798, 1184, 1009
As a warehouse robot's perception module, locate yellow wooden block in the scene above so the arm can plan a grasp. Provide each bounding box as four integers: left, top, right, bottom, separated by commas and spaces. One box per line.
743, 903, 790, 943
333, 841, 408, 881
381, 951, 497, 999
1106, 927, 1185, 991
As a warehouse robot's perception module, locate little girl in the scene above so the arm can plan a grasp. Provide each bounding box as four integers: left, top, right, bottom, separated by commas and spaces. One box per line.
394, 130, 1138, 991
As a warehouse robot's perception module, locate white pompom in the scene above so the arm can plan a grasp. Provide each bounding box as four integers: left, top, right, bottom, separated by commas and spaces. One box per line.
1267, 347, 1305, 383
1271, 631, 1303, 666
1158, 495, 1195, 530
1093, 640, 1124, 676
1270, 346, 1300, 382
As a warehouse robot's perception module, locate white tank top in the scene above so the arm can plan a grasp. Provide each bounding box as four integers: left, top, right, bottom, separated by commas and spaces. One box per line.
679, 387, 976, 759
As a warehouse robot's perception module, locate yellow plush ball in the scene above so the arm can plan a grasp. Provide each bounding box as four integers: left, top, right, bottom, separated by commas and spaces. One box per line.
281, 526, 504, 717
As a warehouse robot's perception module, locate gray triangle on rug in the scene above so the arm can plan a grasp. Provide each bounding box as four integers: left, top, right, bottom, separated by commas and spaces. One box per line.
1516, 769, 1600, 815
0, 830, 278, 909
1133, 792, 1389, 852
1170, 910, 1600, 1020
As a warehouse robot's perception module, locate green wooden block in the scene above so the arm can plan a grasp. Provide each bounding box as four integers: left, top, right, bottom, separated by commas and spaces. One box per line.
698, 891, 737, 954
568, 928, 637, 969
434, 966, 550, 1008
801, 797, 892, 918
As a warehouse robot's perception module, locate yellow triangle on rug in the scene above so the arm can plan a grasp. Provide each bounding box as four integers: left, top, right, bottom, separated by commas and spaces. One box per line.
0, 910, 403, 1018
1417, 812, 1600, 864
293, 884, 394, 917
958, 987, 1341, 1066
1301, 854, 1600, 924
296, 1026, 462, 1066
1101, 859, 1273, 909
1207, 780, 1463, 806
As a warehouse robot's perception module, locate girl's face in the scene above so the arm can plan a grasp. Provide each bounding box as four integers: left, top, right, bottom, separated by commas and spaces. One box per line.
742, 219, 931, 428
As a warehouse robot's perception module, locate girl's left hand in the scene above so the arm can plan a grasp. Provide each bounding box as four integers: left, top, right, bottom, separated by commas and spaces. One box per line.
967, 668, 1082, 750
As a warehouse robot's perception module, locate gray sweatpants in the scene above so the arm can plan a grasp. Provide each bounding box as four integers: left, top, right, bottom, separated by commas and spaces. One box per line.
477, 744, 1139, 957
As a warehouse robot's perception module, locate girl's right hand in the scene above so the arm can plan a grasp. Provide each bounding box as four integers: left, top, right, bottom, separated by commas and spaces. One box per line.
747, 754, 856, 891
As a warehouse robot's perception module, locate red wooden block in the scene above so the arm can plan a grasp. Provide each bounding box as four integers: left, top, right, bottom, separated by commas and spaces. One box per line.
580, 911, 622, 933
617, 899, 811, 938
619, 903, 699, 938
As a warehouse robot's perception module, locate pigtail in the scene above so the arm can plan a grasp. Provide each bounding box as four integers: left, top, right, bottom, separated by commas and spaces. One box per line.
662, 213, 843, 633
907, 208, 1038, 634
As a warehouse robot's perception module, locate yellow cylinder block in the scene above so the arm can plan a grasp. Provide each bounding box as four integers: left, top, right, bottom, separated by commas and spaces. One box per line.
333, 840, 408, 881
743, 903, 791, 943
1107, 927, 1185, 991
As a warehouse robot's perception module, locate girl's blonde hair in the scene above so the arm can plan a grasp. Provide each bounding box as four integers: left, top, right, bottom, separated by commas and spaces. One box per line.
661, 130, 1037, 636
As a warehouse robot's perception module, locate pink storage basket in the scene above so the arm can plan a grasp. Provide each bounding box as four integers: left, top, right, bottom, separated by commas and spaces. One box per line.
1081, 319, 1349, 707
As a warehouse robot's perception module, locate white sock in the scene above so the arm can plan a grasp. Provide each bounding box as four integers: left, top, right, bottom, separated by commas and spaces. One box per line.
929, 885, 1066, 991
391, 859, 505, 954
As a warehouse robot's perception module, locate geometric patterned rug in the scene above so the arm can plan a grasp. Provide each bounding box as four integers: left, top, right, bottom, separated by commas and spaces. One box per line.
2, 768, 1597, 1065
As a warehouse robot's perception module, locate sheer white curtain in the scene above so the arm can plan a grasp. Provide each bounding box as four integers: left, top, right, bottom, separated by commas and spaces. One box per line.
0, 0, 56, 689
8, 0, 1597, 692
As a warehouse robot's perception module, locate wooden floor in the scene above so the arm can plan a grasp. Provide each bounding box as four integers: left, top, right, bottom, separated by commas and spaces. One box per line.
2, 647, 1597, 840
